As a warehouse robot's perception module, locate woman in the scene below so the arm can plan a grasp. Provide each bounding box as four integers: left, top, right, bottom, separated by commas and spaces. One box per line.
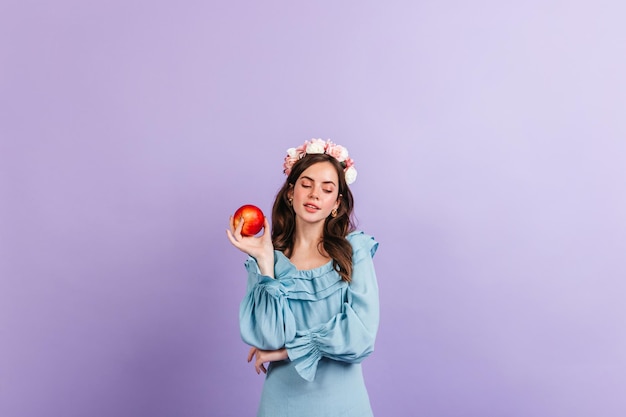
227, 139, 379, 416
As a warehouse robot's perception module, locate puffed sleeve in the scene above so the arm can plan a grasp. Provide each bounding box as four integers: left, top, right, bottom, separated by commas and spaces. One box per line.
285, 231, 379, 381
239, 255, 296, 350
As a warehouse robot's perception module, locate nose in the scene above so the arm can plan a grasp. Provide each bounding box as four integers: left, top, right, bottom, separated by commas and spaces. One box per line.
308, 188, 318, 199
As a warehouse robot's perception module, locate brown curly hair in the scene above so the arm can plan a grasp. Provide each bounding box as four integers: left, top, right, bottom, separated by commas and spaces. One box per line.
271, 153, 356, 282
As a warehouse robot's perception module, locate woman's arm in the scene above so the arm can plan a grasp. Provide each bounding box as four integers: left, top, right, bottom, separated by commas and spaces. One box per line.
238, 254, 297, 351
247, 347, 288, 374
286, 232, 379, 381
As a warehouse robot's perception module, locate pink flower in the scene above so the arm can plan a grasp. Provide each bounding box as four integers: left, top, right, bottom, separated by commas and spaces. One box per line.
326, 144, 349, 162
295, 144, 307, 155
283, 156, 299, 175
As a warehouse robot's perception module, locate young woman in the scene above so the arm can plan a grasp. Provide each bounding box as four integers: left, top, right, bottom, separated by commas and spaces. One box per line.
227, 139, 379, 416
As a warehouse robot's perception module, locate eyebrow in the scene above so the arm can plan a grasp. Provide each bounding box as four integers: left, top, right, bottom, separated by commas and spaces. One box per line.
300, 176, 336, 186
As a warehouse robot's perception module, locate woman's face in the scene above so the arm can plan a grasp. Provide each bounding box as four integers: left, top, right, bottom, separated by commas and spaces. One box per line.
289, 161, 340, 225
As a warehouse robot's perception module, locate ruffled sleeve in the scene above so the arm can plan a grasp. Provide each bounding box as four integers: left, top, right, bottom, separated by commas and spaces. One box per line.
286, 231, 379, 381
239, 255, 296, 350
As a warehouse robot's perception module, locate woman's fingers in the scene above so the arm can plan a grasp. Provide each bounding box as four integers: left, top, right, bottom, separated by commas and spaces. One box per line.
255, 355, 267, 374
258, 217, 271, 243
234, 215, 244, 237
258, 363, 267, 374
225, 229, 241, 249
228, 215, 244, 239
226, 215, 250, 252
247, 347, 256, 363
260, 217, 270, 239
247, 347, 269, 375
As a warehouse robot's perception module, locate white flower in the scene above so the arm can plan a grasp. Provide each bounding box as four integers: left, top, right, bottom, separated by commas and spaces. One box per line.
306, 138, 326, 154
344, 166, 357, 185
286, 147, 298, 158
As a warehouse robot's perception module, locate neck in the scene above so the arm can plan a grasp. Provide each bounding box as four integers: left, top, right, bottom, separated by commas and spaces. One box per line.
293, 218, 325, 250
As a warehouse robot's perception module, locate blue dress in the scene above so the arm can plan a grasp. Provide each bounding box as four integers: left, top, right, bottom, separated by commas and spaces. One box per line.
240, 231, 379, 417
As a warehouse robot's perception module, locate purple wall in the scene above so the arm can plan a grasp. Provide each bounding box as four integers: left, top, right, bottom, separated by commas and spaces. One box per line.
1, 1, 625, 416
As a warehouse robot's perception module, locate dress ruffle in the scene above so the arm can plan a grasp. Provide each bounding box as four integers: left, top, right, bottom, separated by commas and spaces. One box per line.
273, 253, 347, 301
240, 230, 379, 382
286, 330, 324, 382
347, 230, 379, 260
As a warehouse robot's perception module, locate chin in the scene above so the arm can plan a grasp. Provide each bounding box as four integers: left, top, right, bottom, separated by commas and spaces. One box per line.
296, 211, 327, 224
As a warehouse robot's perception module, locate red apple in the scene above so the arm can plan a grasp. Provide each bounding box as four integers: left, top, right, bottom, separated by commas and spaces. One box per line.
233, 204, 265, 236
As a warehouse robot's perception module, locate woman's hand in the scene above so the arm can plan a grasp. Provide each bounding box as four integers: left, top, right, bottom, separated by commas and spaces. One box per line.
247, 347, 288, 375
226, 216, 275, 277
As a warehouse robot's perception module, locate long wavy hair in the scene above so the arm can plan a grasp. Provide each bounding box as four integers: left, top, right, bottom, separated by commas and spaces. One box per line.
272, 153, 356, 282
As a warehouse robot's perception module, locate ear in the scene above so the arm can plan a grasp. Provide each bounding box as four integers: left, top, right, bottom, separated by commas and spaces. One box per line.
287, 183, 294, 200
334, 194, 342, 210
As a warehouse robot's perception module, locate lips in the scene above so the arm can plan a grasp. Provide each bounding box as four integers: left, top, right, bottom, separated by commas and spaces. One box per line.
303, 202, 320, 211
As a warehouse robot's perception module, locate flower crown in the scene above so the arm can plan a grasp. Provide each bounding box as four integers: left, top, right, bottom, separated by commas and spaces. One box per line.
283, 139, 357, 184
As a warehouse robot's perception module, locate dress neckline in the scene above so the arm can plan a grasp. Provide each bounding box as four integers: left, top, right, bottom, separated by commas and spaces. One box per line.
277, 251, 334, 273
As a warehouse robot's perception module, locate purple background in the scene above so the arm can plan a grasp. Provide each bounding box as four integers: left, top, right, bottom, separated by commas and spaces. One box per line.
1, 1, 625, 416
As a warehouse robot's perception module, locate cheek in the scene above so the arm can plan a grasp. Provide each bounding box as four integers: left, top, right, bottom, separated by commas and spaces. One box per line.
324, 194, 339, 208
293, 188, 307, 200
293, 191, 310, 204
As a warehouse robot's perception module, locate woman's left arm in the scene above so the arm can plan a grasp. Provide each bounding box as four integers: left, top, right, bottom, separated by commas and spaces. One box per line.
285, 233, 379, 381
247, 347, 288, 375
